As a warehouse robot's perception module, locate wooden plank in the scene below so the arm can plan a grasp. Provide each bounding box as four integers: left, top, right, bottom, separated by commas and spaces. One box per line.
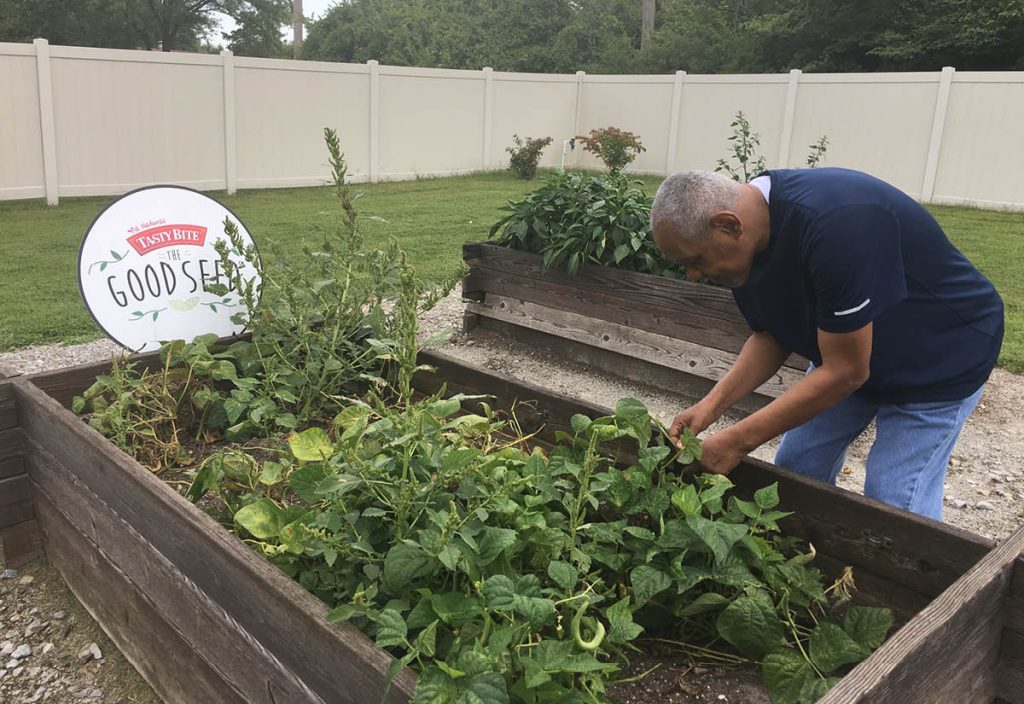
999, 629, 1024, 704
0, 427, 24, 453
0, 519, 41, 568
0, 455, 26, 480
34, 496, 249, 704
1009, 557, 1024, 634
474, 316, 773, 415
417, 350, 993, 600
27, 436, 326, 704
0, 381, 16, 430
463, 242, 808, 370
819, 524, 1024, 704
468, 293, 823, 399
13, 378, 417, 703
0, 474, 31, 509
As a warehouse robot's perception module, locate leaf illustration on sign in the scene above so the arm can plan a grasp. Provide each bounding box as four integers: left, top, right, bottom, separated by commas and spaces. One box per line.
128, 308, 167, 322
87, 250, 128, 274
168, 296, 201, 312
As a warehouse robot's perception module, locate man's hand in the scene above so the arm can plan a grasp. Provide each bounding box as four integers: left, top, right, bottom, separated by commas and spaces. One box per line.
694, 430, 747, 475
668, 401, 719, 448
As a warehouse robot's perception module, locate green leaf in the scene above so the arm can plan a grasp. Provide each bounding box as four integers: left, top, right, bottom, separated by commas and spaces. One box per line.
428, 397, 462, 418
606, 597, 644, 641
843, 606, 894, 651
233, 498, 286, 539
288, 463, 327, 503
475, 527, 518, 565
672, 485, 702, 517
614, 397, 651, 442
630, 565, 672, 607
416, 619, 439, 657
383, 543, 434, 592
763, 650, 816, 704
810, 622, 868, 673
677, 591, 729, 617
687, 514, 748, 564
288, 427, 334, 462
570, 413, 592, 434
716, 591, 784, 660
373, 608, 408, 648
430, 592, 480, 626
186, 461, 223, 503
613, 243, 630, 264
459, 672, 509, 704
547, 561, 578, 593
483, 575, 515, 611
416, 666, 458, 704
754, 483, 781, 509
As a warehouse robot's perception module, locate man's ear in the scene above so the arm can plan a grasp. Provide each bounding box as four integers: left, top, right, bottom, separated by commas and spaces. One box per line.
709, 211, 742, 239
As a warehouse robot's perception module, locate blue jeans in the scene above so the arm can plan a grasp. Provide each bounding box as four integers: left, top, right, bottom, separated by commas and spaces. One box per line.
774, 383, 984, 521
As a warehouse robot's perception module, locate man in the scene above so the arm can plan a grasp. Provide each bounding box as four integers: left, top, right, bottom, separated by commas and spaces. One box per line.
650, 167, 1004, 520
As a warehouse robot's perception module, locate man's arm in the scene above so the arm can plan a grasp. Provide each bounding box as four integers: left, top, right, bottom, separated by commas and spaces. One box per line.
669, 331, 789, 444
696, 323, 873, 474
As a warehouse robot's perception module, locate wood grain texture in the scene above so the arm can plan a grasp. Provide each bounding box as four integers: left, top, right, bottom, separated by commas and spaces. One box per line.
1008, 557, 1024, 633
35, 496, 250, 704
0, 455, 26, 481
27, 436, 326, 704
0, 474, 32, 522
0, 382, 16, 430
463, 242, 808, 369
998, 629, 1024, 704
14, 378, 417, 703
819, 524, 1024, 704
0, 519, 41, 568
467, 294, 803, 398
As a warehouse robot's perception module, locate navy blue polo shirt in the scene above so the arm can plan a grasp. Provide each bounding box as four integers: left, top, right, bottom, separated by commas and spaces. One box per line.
732, 168, 1004, 403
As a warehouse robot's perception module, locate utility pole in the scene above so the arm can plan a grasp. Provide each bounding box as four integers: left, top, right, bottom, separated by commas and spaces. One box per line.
641, 0, 655, 49
292, 0, 303, 58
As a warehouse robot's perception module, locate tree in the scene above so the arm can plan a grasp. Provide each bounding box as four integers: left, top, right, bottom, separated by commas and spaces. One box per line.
0, 0, 293, 57
222, 0, 292, 57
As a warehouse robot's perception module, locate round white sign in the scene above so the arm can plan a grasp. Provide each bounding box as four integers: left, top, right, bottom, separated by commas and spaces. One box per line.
77, 186, 262, 353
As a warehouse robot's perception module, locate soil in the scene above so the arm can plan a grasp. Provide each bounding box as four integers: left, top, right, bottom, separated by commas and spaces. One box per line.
608, 652, 769, 704
1, 290, 1022, 701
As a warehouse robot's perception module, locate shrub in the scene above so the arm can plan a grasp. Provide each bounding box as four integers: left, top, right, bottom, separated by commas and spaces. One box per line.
506, 134, 553, 179
716, 111, 830, 182
577, 126, 646, 174
490, 171, 678, 277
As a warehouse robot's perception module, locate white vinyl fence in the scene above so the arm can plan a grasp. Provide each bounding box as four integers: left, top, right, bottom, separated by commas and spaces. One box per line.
3, 39, 1024, 209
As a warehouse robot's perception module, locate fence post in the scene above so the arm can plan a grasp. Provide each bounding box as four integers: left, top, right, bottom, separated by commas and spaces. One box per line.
573, 71, 585, 167
482, 67, 493, 171
776, 68, 801, 169
222, 49, 237, 195
665, 70, 686, 174
368, 60, 380, 183
921, 66, 955, 203
33, 38, 59, 206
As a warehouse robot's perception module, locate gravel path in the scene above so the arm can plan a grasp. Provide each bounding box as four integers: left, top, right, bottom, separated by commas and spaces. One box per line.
1, 292, 1022, 700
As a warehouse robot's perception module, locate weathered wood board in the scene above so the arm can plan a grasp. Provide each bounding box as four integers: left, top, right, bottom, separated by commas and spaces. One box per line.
462, 242, 809, 403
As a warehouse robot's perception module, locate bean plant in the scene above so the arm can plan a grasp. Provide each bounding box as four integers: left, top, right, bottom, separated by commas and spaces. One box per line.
189, 395, 891, 704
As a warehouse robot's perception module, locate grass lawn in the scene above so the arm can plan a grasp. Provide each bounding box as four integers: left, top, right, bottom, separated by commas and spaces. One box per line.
0, 171, 1020, 373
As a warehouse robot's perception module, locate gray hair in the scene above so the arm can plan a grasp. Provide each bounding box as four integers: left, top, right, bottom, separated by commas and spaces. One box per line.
651, 171, 743, 240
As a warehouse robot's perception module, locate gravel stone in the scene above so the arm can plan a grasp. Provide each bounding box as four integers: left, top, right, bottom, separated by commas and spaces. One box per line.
977, 500, 996, 511
12, 645, 31, 660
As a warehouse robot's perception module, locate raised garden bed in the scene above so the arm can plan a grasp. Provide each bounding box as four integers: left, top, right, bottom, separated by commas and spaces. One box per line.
462, 242, 809, 413
1, 351, 1022, 703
